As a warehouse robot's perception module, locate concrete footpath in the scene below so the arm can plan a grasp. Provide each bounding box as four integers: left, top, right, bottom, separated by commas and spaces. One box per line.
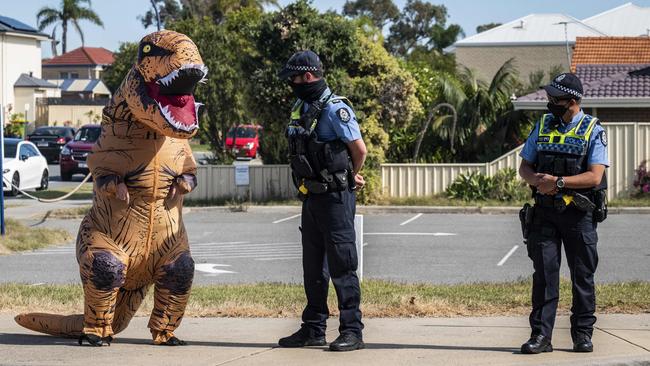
0, 314, 648, 366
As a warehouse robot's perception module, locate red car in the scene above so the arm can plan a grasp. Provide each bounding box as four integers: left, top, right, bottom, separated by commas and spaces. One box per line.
225, 125, 261, 159
59, 124, 101, 181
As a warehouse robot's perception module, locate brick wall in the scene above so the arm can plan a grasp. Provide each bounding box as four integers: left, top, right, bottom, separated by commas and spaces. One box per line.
455, 45, 571, 82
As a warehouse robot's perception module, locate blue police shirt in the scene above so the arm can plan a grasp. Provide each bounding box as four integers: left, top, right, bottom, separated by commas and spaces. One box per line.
303, 87, 362, 143
520, 110, 609, 167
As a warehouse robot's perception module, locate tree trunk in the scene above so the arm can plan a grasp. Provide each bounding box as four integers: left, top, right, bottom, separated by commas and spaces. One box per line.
62, 21, 68, 54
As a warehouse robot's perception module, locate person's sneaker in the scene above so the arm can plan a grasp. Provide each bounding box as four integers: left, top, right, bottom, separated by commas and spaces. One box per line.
520, 334, 553, 354
573, 337, 593, 353
278, 327, 326, 348
329, 333, 365, 352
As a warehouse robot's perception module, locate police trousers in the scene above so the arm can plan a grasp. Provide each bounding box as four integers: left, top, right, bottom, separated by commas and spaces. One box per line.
299, 189, 363, 338
527, 205, 599, 341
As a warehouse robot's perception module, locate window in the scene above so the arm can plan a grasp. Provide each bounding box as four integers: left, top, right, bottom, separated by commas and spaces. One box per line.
70, 73, 79, 79
24, 144, 40, 157
18, 145, 29, 158
3, 142, 17, 158
60, 72, 69, 78
74, 127, 101, 142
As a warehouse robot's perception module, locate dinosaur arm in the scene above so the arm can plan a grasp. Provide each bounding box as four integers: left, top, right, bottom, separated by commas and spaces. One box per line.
175, 142, 198, 194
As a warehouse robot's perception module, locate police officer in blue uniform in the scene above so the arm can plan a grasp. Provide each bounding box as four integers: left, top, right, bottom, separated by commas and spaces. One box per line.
277, 50, 367, 352
518, 73, 609, 354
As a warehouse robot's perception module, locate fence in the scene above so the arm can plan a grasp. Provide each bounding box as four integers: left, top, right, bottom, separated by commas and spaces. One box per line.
188, 123, 650, 202
382, 123, 650, 200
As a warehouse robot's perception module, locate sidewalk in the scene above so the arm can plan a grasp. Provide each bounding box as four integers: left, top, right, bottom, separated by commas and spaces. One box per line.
1, 314, 648, 365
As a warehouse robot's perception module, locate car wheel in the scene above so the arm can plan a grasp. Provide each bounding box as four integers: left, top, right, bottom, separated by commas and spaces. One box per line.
37, 170, 49, 191
61, 171, 72, 181
8, 172, 20, 196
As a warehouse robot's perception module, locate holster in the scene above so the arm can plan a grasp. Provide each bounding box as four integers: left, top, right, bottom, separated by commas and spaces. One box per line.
519, 203, 535, 243
593, 189, 608, 223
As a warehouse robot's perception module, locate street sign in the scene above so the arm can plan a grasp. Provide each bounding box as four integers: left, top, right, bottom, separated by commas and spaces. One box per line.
234, 164, 249, 186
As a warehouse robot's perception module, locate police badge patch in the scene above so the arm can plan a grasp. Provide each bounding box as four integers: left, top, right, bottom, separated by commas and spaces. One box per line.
336, 108, 351, 123
600, 131, 607, 146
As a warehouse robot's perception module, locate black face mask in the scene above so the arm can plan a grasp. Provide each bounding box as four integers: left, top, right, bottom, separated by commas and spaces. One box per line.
289, 79, 328, 102
546, 102, 569, 121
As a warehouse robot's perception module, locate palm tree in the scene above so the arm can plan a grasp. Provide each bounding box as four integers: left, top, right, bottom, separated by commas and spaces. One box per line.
422, 58, 520, 160
37, 0, 104, 54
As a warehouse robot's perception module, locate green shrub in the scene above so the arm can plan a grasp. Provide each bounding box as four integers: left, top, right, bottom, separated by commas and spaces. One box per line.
446, 168, 530, 202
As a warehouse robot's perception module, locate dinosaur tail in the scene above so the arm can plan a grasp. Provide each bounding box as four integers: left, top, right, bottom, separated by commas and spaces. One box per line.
14, 313, 84, 338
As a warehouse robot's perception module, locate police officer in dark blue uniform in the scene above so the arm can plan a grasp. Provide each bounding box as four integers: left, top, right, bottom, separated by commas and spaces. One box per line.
518, 73, 609, 354
277, 50, 367, 352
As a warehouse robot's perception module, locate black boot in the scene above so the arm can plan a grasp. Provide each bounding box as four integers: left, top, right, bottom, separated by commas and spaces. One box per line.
521, 334, 553, 354
329, 333, 364, 352
573, 336, 593, 353
278, 327, 326, 348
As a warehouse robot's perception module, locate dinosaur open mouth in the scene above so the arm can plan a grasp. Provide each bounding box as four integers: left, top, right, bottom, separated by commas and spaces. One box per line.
145, 64, 208, 132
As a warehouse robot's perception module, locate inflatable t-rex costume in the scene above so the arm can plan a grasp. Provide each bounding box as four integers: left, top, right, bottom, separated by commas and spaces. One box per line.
15, 30, 207, 346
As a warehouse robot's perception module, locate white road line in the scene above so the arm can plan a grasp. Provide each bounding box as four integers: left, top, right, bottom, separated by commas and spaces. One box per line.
497, 245, 519, 266
400, 213, 423, 226
272, 214, 301, 224
364, 232, 457, 236
255, 257, 302, 261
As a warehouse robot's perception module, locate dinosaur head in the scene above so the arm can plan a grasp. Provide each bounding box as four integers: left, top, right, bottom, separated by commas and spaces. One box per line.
122, 30, 207, 139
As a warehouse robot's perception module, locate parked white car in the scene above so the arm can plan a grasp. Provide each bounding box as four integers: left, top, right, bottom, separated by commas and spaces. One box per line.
2, 138, 49, 196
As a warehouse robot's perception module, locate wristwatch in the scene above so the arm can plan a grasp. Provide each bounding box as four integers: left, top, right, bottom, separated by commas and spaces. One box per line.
555, 176, 565, 190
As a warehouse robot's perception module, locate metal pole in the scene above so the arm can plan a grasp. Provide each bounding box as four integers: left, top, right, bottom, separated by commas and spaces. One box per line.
355, 214, 363, 281
564, 23, 571, 70
1, 105, 5, 236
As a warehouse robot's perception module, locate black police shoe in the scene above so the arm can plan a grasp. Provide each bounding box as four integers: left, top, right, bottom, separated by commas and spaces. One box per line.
278, 327, 326, 348
573, 337, 593, 353
521, 334, 553, 354
329, 333, 365, 352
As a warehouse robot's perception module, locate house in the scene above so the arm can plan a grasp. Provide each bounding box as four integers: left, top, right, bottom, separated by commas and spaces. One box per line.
41, 46, 114, 80
447, 2, 650, 82
514, 37, 650, 122
581, 2, 650, 37
14, 73, 60, 122
0, 15, 51, 124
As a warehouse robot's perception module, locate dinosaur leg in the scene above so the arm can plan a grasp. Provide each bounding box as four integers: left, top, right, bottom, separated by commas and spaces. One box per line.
112, 285, 151, 335
149, 250, 194, 345
77, 232, 129, 345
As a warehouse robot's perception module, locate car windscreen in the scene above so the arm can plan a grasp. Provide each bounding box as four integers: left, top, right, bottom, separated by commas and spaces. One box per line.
3, 142, 17, 158
32, 127, 66, 136
227, 127, 257, 139
74, 128, 101, 142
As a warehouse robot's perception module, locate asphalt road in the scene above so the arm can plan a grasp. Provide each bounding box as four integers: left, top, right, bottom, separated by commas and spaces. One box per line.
1, 209, 648, 285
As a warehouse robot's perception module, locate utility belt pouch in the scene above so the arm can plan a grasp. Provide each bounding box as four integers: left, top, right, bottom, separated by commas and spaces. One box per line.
290, 155, 314, 179
303, 179, 328, 194
593, 189, 608, 223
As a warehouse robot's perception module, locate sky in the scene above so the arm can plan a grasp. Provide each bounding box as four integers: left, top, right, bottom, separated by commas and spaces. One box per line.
2, 0, 650, 58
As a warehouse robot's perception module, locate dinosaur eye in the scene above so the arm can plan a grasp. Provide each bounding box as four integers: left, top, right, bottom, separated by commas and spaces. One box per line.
143, 45, 151, 53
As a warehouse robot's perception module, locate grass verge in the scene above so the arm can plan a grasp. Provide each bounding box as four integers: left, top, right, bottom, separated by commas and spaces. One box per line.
48, 206, 92, 219
2, 280, 648, 317
19, 183, 94, 201
0, 219, 72, 253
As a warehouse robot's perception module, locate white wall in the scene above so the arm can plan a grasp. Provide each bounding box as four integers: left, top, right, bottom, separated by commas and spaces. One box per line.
0, 33, 44, 122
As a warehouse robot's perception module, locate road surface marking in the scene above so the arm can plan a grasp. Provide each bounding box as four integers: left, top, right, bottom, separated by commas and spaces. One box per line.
400, 213, 423, 226
497, 245, 519, 266
273, 214, 301, 224
195, 263, 236, 275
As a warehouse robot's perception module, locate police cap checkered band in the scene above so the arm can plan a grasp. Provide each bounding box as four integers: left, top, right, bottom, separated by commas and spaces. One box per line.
541, 73, 584, 99
278, 50, 323, 80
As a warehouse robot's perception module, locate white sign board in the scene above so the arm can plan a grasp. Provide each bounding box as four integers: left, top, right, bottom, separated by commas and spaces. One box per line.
234, 164, 250, 186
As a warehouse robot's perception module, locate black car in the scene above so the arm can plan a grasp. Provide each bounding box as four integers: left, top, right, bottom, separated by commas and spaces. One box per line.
26, 126, 75, 163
